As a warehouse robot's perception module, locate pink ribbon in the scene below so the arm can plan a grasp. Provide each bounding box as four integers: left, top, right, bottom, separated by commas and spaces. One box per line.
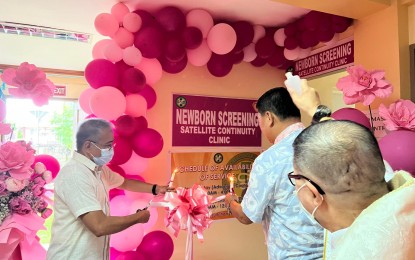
150, 184, 225, 260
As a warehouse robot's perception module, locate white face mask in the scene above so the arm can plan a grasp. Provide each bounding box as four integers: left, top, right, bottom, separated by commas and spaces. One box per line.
293, 183, 323, 224
91, 142, 114, 166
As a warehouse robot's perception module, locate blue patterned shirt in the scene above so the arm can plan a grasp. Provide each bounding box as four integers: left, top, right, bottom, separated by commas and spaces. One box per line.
241, 128, 324, 260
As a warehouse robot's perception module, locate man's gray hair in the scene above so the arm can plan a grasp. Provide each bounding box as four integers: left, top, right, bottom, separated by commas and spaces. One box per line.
76, 118, 112, 151
293, 120, 385, 194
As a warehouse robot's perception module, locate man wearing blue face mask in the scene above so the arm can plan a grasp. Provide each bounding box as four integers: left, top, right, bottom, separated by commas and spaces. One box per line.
47, 118, 172, 260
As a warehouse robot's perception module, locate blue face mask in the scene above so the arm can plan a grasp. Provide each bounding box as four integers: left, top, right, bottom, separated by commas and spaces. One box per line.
91, 142, 114, 166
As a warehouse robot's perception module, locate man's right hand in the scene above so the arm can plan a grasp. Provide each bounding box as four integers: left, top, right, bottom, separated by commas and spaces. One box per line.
136, 210, 150, 223
287, 79, 321, 117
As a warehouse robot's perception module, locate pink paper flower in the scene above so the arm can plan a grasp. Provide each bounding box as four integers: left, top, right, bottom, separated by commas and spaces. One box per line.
379, 99, 415, 131
9, 197, 32, 215
34, 162, 47, 174
42, 170, 53, 183
0, 141, 35, 180
5, 177, 27, 192
41, 208, 53, 219
336, 65, 393, 106
0, 62, 56, 106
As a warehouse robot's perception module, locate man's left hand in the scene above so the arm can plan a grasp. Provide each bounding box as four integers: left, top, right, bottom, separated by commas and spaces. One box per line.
225, 193, 238, 206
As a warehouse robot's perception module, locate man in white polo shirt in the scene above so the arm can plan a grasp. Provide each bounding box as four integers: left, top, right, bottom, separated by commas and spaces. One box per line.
47, 118, 171, 260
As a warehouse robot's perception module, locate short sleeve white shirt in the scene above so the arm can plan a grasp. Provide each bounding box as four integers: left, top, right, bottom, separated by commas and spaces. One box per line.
47, 152, 124, 260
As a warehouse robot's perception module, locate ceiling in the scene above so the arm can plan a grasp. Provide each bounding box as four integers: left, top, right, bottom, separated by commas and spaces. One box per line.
0, 0, 390, 71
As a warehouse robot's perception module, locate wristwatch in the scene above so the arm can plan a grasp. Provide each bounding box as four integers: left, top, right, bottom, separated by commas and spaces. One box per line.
311, 105, 332, 125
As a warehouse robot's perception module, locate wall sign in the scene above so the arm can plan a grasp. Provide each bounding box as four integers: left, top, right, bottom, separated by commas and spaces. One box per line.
294, 38, 354, 79
172, 94, 261, 147
53, 85, 66, 96
170, 151, 260, 220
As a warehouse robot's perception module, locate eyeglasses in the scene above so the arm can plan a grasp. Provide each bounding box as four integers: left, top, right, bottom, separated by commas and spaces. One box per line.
89, 141, 115, 151
287, 171, 325, 195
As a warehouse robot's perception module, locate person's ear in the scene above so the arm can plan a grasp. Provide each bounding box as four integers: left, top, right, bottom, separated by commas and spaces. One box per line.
265, 111, 275, 127
305, 182, 324, 206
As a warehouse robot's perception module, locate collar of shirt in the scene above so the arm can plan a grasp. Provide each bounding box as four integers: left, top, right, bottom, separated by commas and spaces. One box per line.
72, 151, 101, 174
274, 122, 305, 145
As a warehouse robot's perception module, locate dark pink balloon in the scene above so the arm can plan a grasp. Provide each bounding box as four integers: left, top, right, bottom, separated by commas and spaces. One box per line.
85, 114, 97, 119
284, 36, 299, 50
164, 36, 186, 62
134, 25, 165, 59
132, 128, 164, 158
250, 56, 267, 67
109, 188, 125, 200
110, 136, 133, 165
116, 251, 146, 260
331, 108, 371, 130
133, 10, 156, 28
135, 116, 148, 131
207, 53, 233, 77
136, 231, 174, 260
115, 60, 132, 75
33, 155, 60, 179
232, 50, 244, 64
284, 22, 297, 37
155, 6, 186, 33
303, 11, 323, 31
317, 28, 335, 42
379, 130, 415, 177
232, 21, 254, 52
300, 30, 319, 48
85, 59, 119, 89
158, 54, 187, 74
121, 68, 146, 94
115, 115, 138, 137
331, 16, 353, 33
267, 46, 285, 67
110, 247, 122, 260
255, 36, 276, 59
182, 27, 203, 49
139, 85, 157, 109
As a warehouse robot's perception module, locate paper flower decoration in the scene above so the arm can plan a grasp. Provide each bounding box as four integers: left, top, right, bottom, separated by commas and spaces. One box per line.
336, 65, 393, 106
379, 99, 415, 131
1, 62, 56, 106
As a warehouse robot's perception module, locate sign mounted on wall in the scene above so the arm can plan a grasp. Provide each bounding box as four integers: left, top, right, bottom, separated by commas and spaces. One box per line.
170, 151, 260, 220
53, 85, 66, 97
172, 94, 261, 147
294, 38, 354, 79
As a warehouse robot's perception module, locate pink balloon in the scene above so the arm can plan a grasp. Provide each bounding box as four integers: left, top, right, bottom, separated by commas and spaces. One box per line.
94, 13, 119, 37
110, 195, 133, 216
243, 43, 257, 62
120, 152, 149, 175
207, 23, 237, 55
116, 251, 146, 260
136, 231, 174, 260
104, 41, 123, 62
132, 128, 164, 158
186, 9, 213, 38
109, 188, 125, 200
331, 108, 371, 130
125, 94, 147, 117
298, 47, 312, 59
182, 27, 203, 49
90, 87, 126, 120
139, 85, 157, 109
110, 136, 133, 165
111, 224, 144, 252
273, 28, 286, 47
284, 47, 301, 61
113, 28, 134, 49
92, 39, 113, 60
134, 25, 165, 58
115, 115, 138, 137
252, 25, 266, 43
123, 13, 142, 33
155, 6, 186, 33
123, 46, 142, 66
32, 154, 60, 179
121, 68, 146, 94
85, 59, 120, 89
135, 116, 148, 131
379, 130, 415, 177
141, 207, 158, 233
78, 88, 95, 114
111, 3, 130, 24
135, 58, 163, 85
187, 39, 212, 67
110, 247, 122, 260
